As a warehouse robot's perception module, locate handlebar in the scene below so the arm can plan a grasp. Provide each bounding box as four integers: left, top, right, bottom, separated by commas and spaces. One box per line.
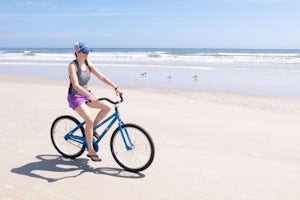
96, 93, 123, 105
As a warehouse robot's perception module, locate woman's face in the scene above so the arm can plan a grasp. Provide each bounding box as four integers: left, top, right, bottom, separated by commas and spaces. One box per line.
77, 51, 89, 59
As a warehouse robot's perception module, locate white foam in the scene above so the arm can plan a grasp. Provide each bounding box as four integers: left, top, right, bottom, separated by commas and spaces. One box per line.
1, 51, 300, 68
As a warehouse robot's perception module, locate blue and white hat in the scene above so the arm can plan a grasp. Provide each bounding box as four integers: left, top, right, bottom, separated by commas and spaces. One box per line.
74, 41, 92, 53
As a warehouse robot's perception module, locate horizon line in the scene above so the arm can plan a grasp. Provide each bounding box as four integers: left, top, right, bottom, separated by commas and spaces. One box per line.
0, 47, 300, 50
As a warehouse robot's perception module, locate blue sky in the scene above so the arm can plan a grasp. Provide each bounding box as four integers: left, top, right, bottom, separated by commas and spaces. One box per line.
0, 0, 299, 48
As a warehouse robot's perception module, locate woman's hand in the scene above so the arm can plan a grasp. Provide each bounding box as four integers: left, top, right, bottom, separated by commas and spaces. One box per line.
88, 94, 98, 102
114, 87, 122, 96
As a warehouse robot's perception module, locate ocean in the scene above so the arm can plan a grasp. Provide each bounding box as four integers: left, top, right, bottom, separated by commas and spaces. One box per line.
1, 48, 300, 97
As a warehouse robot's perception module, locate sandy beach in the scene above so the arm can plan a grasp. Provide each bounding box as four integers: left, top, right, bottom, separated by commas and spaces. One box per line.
1, 75, 300, 200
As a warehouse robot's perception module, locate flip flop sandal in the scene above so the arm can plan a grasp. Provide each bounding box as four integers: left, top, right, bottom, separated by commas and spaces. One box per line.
87, 154, 102, 162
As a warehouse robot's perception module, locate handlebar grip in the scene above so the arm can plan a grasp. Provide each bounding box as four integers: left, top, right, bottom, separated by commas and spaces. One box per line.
119, 93, 124, 103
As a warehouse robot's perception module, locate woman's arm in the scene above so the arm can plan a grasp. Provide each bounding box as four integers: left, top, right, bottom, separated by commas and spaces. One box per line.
88, 61, 122, 95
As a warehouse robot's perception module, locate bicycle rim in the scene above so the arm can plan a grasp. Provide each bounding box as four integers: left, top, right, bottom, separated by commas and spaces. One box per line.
51, 116, 85, 158
111, 124, 154, 172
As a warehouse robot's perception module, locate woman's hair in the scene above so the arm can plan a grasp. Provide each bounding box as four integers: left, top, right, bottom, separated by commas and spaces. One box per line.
84, 60, 90, 69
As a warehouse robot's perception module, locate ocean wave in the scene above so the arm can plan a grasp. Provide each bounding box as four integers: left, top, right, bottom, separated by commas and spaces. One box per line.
1, 49, 300, 65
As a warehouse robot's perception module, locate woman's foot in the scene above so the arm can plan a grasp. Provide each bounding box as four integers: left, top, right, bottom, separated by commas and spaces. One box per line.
87, 154, 102, 162
93, 131, 100, 139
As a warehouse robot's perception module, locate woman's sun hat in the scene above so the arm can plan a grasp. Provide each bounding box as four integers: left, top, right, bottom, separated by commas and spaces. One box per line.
74, 42, 92, 53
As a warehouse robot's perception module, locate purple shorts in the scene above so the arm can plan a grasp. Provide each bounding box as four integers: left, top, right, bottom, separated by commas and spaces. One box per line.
67, 94, 91, 110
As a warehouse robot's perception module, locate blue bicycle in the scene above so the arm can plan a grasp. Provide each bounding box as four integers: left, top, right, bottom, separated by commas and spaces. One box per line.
50, 94, 155, 172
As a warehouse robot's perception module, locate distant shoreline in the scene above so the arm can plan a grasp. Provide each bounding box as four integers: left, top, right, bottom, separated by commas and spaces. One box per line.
1, 47, 300, 51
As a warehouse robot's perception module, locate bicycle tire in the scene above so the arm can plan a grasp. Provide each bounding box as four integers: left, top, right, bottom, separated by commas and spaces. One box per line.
50, 115, 86, 158
110, 123, 155, 172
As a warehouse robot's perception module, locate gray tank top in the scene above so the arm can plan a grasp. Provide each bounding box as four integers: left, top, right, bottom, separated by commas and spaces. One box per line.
68, 59, 91, 95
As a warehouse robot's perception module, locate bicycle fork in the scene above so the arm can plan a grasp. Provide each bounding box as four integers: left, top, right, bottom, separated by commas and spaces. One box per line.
118, 121, 134, 151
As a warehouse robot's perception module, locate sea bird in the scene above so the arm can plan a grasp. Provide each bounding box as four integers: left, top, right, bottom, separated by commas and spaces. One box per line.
140, 72, 147, 79
193, 74, 198, 81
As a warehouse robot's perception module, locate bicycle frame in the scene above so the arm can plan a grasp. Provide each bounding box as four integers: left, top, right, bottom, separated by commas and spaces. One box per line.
94, 107, 123, 142
65, 106, 133, 151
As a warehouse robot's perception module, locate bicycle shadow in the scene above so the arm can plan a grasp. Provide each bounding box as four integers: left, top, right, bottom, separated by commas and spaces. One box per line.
11, 154, 145, 183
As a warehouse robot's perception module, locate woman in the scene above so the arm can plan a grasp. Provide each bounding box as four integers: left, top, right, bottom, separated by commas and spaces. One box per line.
67, 42, 122, 162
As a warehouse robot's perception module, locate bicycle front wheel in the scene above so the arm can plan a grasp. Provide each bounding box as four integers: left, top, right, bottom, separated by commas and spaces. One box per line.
50, 115, 86, 158
110, 123, 155, 172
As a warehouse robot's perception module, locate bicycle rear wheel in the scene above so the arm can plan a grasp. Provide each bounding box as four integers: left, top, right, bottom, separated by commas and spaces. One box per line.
50, 115, 85, 158
110, 123, 155, 172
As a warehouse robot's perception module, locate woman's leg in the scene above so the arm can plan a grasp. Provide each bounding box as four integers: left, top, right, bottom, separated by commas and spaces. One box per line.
74, 103, 101, 161
87, 101, 111, 129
